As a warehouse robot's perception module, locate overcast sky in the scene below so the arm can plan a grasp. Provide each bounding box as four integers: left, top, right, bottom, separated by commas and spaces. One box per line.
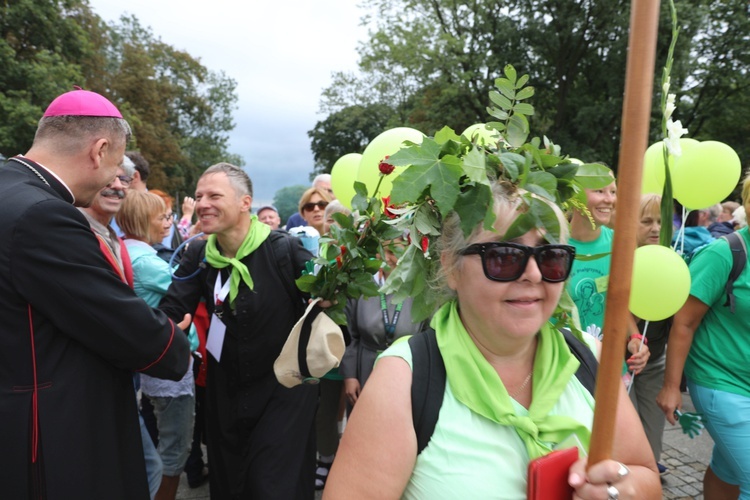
88, 0, 368, 206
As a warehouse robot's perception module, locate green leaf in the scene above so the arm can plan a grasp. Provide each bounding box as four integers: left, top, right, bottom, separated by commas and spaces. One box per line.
499, 152, 525, 181
352, 181, 369, 211
525, 171, 558, 201
546, 162, 579, 180
390, 142, 463, 215
489, 90, 513, 110
504, 210, 535, 241
434, 126, 459, 144
505, 114, 530, 148
574, 163, 614, 189
462, 147, 489, 184
486, 107, 509, 121
529, 197, 562, 244
504, 64, 517, 85
512, 103, 535, 116
516, 74, 530, 89
454, 183, 493, 237
515, 86, 535, 100
414, 205, 442, 236
493, 79, 516, 101
295, 274, 319, 293
331, 211, 353, 229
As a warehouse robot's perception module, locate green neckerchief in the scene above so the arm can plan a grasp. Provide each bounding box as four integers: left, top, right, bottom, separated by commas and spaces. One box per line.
204, 215, 270, 304
431, 301, 592, 460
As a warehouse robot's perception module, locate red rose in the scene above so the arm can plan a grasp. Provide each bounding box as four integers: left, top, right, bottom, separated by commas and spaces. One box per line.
336, 256, 343, 268
421, 236, 429, 254
382, 196, 398, 219
378, 156, 395, 175
339, 245, 347, 256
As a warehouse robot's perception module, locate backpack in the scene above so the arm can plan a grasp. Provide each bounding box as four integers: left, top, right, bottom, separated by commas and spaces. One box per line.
409, 327, 599, 455
720, 231, 747, 313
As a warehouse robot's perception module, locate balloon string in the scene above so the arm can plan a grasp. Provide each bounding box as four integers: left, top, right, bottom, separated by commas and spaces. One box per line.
672, 206, 688, 256
626, 320, 649, 395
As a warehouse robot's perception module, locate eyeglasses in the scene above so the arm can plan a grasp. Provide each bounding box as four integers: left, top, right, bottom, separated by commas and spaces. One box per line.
157, 212, 174, 222
115, 175, 133, 187
302, 201, 329, 211
460, 242, 576, 283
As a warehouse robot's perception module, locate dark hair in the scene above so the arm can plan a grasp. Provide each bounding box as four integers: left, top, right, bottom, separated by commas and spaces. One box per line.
126, 151, 150, 182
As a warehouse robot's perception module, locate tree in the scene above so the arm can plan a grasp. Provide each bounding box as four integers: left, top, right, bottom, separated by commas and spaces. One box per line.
307, 103, 394, 177
311, 0, 749, 173
0, 1, 242, 196
273, 184, 308, 223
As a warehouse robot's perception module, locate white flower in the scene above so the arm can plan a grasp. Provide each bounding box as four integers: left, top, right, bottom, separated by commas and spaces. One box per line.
664, 94, 676, 120
662, 77, 671, 95
664, 119, 688, 157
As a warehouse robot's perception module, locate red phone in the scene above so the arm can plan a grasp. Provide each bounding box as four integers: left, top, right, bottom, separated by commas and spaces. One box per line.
526, 446, 579, 500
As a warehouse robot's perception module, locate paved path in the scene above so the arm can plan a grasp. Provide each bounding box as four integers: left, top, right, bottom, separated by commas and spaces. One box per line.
177, 393, 712, 499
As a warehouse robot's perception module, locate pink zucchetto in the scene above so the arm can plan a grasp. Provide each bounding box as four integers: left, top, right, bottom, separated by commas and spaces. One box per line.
43, 89, 122, 118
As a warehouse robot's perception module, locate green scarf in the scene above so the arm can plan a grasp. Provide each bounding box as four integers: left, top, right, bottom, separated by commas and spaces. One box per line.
204, 215, 271, 304
431, 301, 592, 460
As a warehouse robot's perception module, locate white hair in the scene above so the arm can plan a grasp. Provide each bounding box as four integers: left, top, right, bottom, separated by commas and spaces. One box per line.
312, 174, 331, 187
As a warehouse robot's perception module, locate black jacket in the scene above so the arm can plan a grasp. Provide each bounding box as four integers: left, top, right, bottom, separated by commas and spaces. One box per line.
0, 158, 190, 499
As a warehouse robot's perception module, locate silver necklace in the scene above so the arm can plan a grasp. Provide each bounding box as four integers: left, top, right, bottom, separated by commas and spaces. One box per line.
510, 371, 533, 400
9, 156, 50, 187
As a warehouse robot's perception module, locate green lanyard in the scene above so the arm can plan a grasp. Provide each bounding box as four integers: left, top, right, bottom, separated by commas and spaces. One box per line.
380, 294, 403, 346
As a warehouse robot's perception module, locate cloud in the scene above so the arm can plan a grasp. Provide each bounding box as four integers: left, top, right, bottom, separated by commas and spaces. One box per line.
89, 0, 366, 204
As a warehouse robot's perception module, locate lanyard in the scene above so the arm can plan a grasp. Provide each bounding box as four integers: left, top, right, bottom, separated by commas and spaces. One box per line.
380, 294, 403, 345
213, 272, 231, 320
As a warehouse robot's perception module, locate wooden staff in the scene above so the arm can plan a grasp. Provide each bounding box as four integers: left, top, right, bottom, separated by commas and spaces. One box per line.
587, 0, 661, 467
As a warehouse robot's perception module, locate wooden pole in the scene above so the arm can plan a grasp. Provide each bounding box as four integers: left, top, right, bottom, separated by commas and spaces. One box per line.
587, 0, 661, 467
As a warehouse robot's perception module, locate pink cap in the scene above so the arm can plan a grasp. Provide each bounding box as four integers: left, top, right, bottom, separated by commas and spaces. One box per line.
43, 89, 122, 118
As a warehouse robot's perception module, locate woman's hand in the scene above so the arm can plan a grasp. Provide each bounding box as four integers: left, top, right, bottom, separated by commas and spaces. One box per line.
181, 196, 195, 221
569, 458, 636, 499
626, 338, 649, 375
177, 313, 192, 331
656, 385, 682, 425
344, 377, 361, 405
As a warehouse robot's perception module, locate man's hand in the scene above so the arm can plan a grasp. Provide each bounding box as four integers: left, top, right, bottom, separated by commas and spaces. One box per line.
177, 313, 192, 332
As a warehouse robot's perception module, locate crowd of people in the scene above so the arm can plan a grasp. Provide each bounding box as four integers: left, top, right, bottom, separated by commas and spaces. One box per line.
1, 88, 748, 500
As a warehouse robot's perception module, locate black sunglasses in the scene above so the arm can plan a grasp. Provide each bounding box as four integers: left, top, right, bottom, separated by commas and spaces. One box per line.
302, 201, 329, 211
460, 242, 576, 283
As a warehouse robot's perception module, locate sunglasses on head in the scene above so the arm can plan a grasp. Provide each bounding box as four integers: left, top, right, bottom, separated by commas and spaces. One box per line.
460, 242, 576, 283
303, 201, 329, 211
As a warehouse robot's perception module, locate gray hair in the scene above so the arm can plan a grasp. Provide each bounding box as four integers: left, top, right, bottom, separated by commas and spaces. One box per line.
312, 173, 331, 187
431, 182, 569, 306
34, 115, 132, 154
324, 199, 351, 219
121, 155, 136, 177
202, 163, 253, 198
704, 203, 722, 223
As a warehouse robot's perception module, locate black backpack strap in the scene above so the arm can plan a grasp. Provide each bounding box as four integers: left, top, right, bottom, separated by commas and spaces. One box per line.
561, 329, 598, 395
408, 328, 446, 455
721, 232, 747, 313
267, 230, 305, 312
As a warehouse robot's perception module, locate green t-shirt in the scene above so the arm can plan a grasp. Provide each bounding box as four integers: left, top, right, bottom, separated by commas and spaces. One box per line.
684, 227, 750, 398
567, 226, 614, 334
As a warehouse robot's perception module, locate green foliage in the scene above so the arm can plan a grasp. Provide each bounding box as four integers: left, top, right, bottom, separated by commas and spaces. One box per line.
272, 185, 308, 223
303, 67, 613, 323
315, 0, 750, 175
0, 3, 240, 197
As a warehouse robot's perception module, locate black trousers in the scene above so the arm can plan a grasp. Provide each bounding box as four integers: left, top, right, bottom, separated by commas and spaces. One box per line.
205, 361, 318, 500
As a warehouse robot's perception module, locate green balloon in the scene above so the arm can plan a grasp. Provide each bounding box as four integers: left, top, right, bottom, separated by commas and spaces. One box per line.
630, 245, 691, 321
357, 127, 424, 199
642, 139, 700, 194
330, 153, 362, 209
673, 141, 741, 209
462, 123, 501, 147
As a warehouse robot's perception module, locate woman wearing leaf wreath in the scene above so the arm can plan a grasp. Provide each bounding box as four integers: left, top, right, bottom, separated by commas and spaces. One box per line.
324, 182, 661, 499
657, 173, 750, 499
